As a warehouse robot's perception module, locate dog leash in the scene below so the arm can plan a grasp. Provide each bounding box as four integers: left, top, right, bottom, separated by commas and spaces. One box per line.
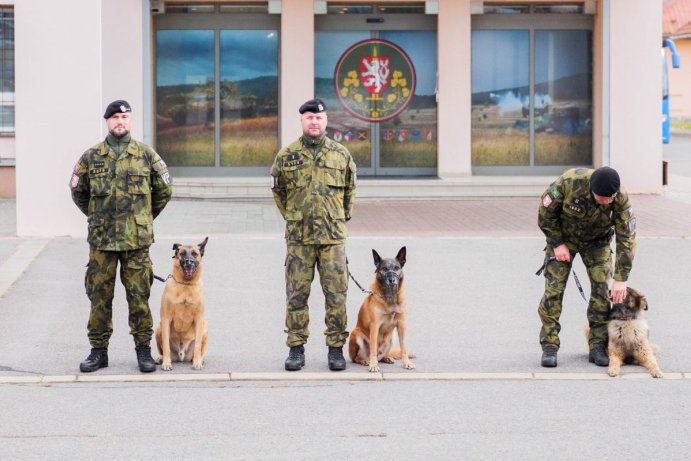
347, 269, 373, 296
153, 274, 169, 283
535, 256, 588, 303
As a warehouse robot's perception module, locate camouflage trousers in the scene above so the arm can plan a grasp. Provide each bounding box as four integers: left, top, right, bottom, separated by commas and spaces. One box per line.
284, 243, 349, 348
538, 244, 612, 350
84, 248, 154, 348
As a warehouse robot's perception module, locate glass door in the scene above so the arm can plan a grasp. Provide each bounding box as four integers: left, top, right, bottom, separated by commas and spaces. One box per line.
155, 12, 279, 176
315, 12, 437, 176
472, 12, 593, 174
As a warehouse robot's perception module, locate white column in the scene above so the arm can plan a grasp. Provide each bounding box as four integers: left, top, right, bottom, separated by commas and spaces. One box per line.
437, 0, 472, 177
608, 0, 662, 193
279, 0, 315, 147
14, 0, 145, 237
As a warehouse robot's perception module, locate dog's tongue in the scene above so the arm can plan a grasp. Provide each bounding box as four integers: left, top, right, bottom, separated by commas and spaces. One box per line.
184, 267, 195, 278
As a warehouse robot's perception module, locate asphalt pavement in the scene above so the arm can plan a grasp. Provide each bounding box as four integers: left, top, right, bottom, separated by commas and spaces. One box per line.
1, 137, 691, 459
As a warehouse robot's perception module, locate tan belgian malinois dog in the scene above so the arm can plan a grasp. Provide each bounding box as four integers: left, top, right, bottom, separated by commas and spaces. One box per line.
155, 237, 209, 371
348, 247, 415, 372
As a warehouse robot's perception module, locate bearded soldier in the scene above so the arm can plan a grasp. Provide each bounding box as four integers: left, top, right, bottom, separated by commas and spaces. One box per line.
270, 98, 357, 371
70, 100, 173, 373
537, 167, 636, 368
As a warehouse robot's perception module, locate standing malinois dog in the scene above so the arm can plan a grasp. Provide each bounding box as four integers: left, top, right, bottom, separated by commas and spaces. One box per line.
349, 247, 415, 372
155, 237, 209, 371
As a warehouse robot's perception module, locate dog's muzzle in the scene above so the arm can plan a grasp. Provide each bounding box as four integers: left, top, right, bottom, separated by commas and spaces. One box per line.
180, 257, 198, 279
381, 270, 401, 292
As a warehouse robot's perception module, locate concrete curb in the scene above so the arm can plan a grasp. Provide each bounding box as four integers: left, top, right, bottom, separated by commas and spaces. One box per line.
0, 371, 684, 385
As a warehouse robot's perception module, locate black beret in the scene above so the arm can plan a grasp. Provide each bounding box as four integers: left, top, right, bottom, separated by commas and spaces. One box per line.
590, 167, 620, 197
299, 98, 326, 114
103, 100, 132, 119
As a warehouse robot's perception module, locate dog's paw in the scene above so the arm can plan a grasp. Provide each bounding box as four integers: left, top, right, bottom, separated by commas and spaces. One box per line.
651, 369, 664, 378
368, 363, 380, 372
403, 361, 416, 370
607, 368, 620, 377
192, 358, 203, 370
161, 359, 173, 371
381, 357, 395, 364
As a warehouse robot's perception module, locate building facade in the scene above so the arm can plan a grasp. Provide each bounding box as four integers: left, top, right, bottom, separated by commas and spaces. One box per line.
3, 0, 663, 237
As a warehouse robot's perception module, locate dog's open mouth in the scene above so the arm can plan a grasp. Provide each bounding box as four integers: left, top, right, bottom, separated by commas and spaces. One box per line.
181, 259, 198, 279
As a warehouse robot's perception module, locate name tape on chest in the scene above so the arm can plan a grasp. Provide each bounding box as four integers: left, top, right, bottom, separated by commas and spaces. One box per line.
283, 160, 305, 168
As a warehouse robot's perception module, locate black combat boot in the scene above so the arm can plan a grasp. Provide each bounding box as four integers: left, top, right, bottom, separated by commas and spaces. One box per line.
327, 346, 346, 371
541, 345, 558, 368
285, 345, 305, 371
135, 345, 157, 373
588, 346, 609, 367
79, 347, 108, 373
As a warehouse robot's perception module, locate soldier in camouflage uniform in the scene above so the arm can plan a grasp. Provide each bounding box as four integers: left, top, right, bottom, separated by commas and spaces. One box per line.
270, 98, 356, 372
70, 100, 173, 373
537, 167, 636, 368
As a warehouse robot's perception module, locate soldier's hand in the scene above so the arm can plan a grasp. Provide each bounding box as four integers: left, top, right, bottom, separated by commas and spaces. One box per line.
553, 244, 571, 262
610, 280, 627, 304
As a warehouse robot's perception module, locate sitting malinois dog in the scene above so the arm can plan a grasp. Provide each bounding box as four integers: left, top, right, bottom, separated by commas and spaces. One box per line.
155, 237, 209, 371
349, 247, 415, 372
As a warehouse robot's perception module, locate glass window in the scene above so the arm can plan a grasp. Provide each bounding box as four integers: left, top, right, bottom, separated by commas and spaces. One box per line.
219, 30, 278, 166
315, 31, 372, 168
534, 5, 584, 14
0, 7, 14, 134
155, 30, 215, 166
483, 4, 529, 14
534, 30, 592, 165
471, 30, 530, 166
378, 30, 437, 169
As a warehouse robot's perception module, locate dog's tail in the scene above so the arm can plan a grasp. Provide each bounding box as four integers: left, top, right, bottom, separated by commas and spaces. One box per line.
388, 348, 416, 360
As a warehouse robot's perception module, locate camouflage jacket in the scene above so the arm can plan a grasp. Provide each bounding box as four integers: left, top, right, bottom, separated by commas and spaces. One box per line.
538, 168, 636, 281
270, 136, 356, 244
70, 138, 173, 251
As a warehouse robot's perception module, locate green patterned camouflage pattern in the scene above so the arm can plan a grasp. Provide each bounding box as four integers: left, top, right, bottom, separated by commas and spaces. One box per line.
71, 139, 173, 251
538, 245, 612, 350
85, 249, 154, 348
284, 243, 349, 347
538, 168, 636, 281
270, 136, 356, 245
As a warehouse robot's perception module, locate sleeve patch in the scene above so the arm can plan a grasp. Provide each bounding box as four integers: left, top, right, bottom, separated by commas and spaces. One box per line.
542, 194, 553, 208
160, 172, 172, 185
70, 173, 80, 189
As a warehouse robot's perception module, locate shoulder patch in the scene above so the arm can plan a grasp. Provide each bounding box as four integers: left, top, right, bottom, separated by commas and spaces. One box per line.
542, 194, 553, 208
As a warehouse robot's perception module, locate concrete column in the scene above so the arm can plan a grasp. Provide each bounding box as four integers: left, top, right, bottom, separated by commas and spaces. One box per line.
609, 0, 662, 193
14, 0, 145, 237
437, 0, 471, 177
279, 0, 314, 146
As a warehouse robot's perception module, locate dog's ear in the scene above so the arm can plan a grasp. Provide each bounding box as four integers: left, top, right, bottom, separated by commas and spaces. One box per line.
198, 237, 209, 257
640, 296, 648, 311
396, 246, 407, 268
372, 249, 382, 269
172, 243, 181, 258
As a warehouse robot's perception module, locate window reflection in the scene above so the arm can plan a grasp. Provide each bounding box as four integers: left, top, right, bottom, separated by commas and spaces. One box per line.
379, 30, 437, 169
471, 30, 530, 166
155, 30, 215, 166
315, 31, 372, 168
534, 30, 592, 166
219, 30, 278, 166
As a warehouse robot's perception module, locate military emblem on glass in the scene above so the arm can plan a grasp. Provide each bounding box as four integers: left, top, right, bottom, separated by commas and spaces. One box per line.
334, 39, 416, 122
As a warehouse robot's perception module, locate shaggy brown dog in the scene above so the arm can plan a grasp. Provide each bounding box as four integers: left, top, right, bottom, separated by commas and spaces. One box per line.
348, 247, 415, 372
606, 287, 663, 378
155, 237, 209, 371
